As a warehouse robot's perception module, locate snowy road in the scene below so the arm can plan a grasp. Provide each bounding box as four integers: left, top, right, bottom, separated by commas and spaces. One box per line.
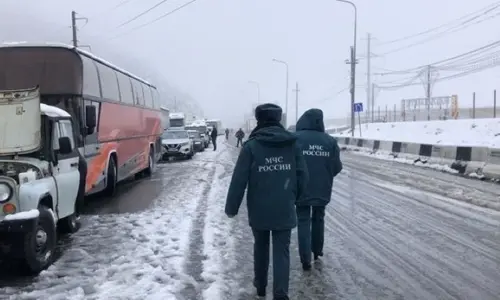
1, 140, 499, 300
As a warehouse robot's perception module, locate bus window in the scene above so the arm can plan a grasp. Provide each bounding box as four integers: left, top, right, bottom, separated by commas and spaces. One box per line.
81, 56, 101, 98
131, 79, 144, 106
96, 62, 120, 102
151, 88, 160, 109
117, 72, 134, 105
144, 85, 153, 108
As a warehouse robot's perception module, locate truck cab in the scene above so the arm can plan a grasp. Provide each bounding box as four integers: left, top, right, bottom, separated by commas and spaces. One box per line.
0, 87, 96, 275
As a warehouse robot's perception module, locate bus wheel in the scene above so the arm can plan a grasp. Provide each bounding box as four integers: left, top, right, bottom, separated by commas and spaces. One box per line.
144, 148, 155, 177
103, 157, 117, 197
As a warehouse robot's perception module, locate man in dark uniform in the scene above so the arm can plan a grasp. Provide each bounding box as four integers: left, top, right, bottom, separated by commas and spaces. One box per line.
211, 126, 218, 150
235, 128, 245, 147
225, 103, 308, 300
294, 108, 342, 270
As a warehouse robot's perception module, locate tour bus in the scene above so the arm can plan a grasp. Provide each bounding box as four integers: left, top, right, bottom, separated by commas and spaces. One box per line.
0, 42, 163, 197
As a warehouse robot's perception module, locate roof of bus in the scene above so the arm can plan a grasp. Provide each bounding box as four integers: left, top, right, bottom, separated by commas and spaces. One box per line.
0, 41, 155, 88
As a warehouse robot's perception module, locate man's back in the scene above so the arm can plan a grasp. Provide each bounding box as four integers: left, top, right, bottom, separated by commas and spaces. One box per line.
294, 109, 342, 206
226, 124, 308, 231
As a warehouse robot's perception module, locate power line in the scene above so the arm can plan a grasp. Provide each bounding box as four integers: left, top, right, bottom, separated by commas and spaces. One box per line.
109, 0, 199, 41
377, 1, 500, 46
87, 0, 138, 21
378, 9, 500, 56
375, 39, 500, 76
117, 0, 171, 28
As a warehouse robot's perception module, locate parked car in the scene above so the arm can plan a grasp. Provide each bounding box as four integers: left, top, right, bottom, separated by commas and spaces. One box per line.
161, 129, 194, 160
188, 130, 205, 152
200, 132, 209, 148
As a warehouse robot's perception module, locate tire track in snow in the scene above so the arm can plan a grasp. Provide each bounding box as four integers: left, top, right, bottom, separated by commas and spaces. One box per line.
180, 149, 225, 300
1, 160, 215, 300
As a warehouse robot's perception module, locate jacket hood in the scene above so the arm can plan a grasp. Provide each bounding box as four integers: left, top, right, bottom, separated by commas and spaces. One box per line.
250, 125, 297, 146
296, 108, 325, 132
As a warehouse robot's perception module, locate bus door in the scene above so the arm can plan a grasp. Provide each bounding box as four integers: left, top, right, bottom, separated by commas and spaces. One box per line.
82, 99, 103, 193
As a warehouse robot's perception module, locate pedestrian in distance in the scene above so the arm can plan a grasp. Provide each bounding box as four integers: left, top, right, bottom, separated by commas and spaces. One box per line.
225, 103, 308, 300
235, 128, 245, 147
293, 108, 342, 270
225, 128, 230, 140
211, 126, 218, 150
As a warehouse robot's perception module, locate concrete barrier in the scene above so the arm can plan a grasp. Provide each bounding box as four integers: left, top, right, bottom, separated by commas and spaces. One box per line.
333, 135, 500, 182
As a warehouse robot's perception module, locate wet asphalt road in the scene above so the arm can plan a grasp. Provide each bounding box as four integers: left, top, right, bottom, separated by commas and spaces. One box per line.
223, 138, 500, 300
1, 138, 499, 300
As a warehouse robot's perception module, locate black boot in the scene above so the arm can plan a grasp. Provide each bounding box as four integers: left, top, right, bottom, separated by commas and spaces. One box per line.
253, 279, 266, 297
302, 262, 312, 271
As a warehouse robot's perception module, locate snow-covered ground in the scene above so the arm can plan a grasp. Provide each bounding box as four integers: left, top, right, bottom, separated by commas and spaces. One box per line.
1, 139, 500, 299
0, 148, 234, 300
334, 118, 500, 147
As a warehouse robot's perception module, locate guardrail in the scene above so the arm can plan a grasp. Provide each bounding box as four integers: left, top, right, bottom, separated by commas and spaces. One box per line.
329, 133, 500, 182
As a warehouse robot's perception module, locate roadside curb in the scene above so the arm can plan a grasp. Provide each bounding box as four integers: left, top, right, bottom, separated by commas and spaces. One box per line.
329, 133, 500, 183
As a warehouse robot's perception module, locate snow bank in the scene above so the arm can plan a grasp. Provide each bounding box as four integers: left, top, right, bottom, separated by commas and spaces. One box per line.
3, 209, 39, 221
335, 118, 500, 147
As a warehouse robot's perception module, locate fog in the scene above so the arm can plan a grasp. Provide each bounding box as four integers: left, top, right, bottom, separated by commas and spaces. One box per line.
2, 0, 499, 128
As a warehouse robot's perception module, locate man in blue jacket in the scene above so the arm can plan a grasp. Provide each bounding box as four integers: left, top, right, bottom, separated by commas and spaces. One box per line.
294, 108, 342, 270
225, 103, 308, 300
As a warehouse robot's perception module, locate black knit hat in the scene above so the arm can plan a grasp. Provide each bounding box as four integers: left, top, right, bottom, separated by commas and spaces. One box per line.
254, 103, 282, 123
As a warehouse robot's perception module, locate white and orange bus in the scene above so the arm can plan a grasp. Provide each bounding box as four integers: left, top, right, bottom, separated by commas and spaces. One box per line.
0, 42, 164, 197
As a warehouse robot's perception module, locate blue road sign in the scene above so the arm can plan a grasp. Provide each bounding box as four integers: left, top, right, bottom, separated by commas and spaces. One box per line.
354, 102, 363, 112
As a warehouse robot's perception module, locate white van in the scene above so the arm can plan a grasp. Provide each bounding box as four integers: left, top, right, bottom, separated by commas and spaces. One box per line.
0, 87, 95, 275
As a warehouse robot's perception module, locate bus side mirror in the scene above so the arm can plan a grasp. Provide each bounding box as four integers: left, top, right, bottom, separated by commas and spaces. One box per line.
85, 105, 97, 130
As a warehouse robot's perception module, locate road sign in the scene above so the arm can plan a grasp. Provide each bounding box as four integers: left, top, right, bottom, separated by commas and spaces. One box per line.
354, 102, 363, 112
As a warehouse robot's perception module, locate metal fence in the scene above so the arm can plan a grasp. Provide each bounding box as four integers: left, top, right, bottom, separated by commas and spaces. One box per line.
324, 90, 500, 127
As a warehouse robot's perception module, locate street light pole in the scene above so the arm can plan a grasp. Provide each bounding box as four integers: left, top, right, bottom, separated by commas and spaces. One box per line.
272, 59, 289, 127
248, 80, 261, 104
337, 0, 357, 137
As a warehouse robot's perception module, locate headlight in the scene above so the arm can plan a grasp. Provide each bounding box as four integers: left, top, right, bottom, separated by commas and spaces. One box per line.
0, 183, 12, 203
181, 142, 190, 146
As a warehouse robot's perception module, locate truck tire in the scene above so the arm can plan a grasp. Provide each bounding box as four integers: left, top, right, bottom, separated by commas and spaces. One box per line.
58, 201, 81, 234
103, 157, 117, 197
20, 205, 57, 275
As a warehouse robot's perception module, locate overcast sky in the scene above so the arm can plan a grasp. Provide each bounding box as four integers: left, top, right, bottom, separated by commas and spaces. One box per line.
1, 0, 499, 127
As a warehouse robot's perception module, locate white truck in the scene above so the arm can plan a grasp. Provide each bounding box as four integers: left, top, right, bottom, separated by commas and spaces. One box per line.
206, 119, 223, 135
169, 112, 186, 128
0, 87, 94, 275
160, 106, 170, 131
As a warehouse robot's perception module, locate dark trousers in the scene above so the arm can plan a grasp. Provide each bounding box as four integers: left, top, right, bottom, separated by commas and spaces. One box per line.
76, 155, 87, 215
296, 206, 326, 264
236, 138, 243, 147
252, 229, 291, 299
212, 137, 217, 150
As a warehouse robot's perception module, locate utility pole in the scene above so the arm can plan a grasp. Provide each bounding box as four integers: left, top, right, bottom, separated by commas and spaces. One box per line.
366, 33, 371, 122
426, 65, 431, 120
71, 11, 78, 47
174, 96, 177, 111
293, 82, 300, 123
71, 11, 88, 48
346, 46, 358, 136
371, 83, 375, 122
